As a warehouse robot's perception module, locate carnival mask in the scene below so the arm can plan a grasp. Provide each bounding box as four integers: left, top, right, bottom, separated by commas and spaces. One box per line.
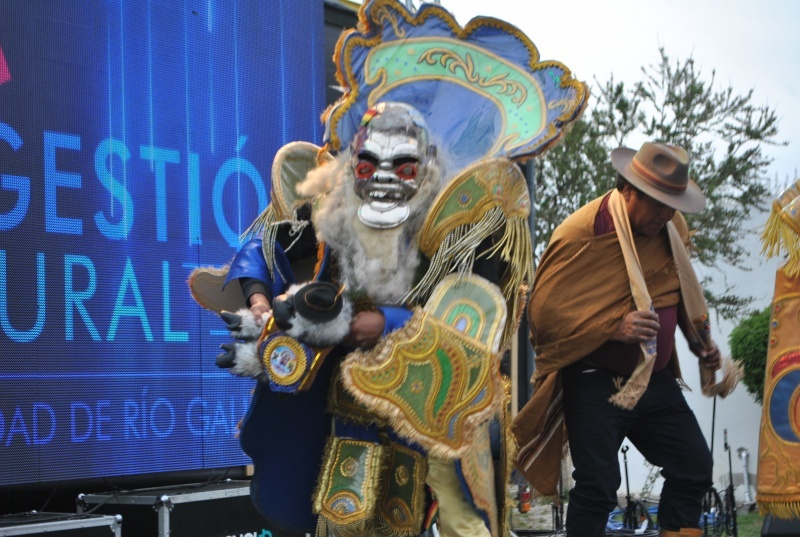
350, 102, 435, 228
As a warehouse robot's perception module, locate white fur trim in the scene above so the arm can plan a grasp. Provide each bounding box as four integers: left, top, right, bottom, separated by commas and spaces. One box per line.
229, 341, 265, 380
311, 157, 442, 305
229, 307, 266, 340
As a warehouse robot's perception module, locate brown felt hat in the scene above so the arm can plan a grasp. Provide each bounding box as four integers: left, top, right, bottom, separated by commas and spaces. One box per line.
611, 142, 706, 213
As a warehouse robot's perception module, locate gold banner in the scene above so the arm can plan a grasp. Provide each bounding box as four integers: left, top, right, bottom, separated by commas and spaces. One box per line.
757, 268, 800, 519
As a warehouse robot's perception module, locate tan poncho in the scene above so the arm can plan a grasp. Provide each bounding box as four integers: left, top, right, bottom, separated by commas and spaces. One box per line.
512, 192, 737, 496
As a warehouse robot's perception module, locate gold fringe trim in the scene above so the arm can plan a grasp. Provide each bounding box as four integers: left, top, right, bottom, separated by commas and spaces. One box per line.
761, 203, 800, 277
375, 518, 420, 537
758, 500, 800, 520
316, 515, 377, 537
761, 205, 785, 259
241, 203, 275, 242
407, 207, 534, 350
239, 204, 311, 283
341, 310, 503, 460
408, 207, 507, 303
240, 204, 284, 282
493, 217, 535, 349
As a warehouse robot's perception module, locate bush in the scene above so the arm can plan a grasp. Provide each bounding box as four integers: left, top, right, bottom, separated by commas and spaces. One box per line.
728, 307, 771, 404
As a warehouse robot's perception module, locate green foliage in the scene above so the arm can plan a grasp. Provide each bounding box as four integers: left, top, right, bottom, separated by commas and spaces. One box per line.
533, 48, 785, 319
531, 118, 614, 259
729, 306, 771, 404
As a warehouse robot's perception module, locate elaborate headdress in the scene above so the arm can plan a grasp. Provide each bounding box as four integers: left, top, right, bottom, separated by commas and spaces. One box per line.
323, 0, 588, 348
324, 0, 588, 170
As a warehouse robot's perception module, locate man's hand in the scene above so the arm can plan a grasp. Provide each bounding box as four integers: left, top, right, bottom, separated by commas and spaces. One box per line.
248, 293, 272, 327
344, 310, 385, 349
610, 310, 660, 344
689, 339, 722, 371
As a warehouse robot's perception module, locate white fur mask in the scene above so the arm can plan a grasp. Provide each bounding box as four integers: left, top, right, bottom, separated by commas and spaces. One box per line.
305, 154, 442, 305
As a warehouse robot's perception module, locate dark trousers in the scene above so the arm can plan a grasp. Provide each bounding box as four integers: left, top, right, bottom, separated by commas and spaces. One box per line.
561, 365, 713, 536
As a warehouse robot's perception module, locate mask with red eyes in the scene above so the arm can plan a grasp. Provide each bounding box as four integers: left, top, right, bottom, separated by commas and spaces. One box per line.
349, 102, 435, 229
354, 160, 418, 181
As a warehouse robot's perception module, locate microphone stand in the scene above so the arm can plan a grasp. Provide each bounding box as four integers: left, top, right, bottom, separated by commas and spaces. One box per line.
724, 429, 738, 537
621, 445, 637, 530
702, 395, 718, 537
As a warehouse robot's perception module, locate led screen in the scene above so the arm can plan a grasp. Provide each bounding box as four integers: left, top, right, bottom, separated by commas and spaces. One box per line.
0, 0, 325, 486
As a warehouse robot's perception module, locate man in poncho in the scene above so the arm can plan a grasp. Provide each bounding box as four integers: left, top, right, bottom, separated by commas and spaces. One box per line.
513, 142, 739, 537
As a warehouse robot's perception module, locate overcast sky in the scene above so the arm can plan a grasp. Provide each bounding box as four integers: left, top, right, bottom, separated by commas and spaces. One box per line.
442, 0, 800, 185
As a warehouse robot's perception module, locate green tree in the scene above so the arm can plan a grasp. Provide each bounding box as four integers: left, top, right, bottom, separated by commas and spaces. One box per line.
532, 117, 614, 257
532, 48, 785, 319
729, 306, 771, 403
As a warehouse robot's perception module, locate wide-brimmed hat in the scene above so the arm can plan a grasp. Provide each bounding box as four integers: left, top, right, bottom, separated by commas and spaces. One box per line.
611, 142, 706, 213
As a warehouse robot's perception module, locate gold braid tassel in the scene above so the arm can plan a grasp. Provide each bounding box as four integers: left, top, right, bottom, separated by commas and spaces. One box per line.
407, 206, 506, 304
490, 215, 535, 347
239, 204, 310, 284
761, 180, 800, 277
761, 202, 785, 259
407, 207, 534, 350
759, 500, 800, 520
240, 204, 283, 282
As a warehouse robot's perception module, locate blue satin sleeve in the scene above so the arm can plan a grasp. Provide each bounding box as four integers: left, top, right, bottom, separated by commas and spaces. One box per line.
223, 239, 295, 300
378, 306, 413, 336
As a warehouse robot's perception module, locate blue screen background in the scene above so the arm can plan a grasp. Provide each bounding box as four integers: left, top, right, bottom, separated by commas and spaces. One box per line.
0, 0, 326, 486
